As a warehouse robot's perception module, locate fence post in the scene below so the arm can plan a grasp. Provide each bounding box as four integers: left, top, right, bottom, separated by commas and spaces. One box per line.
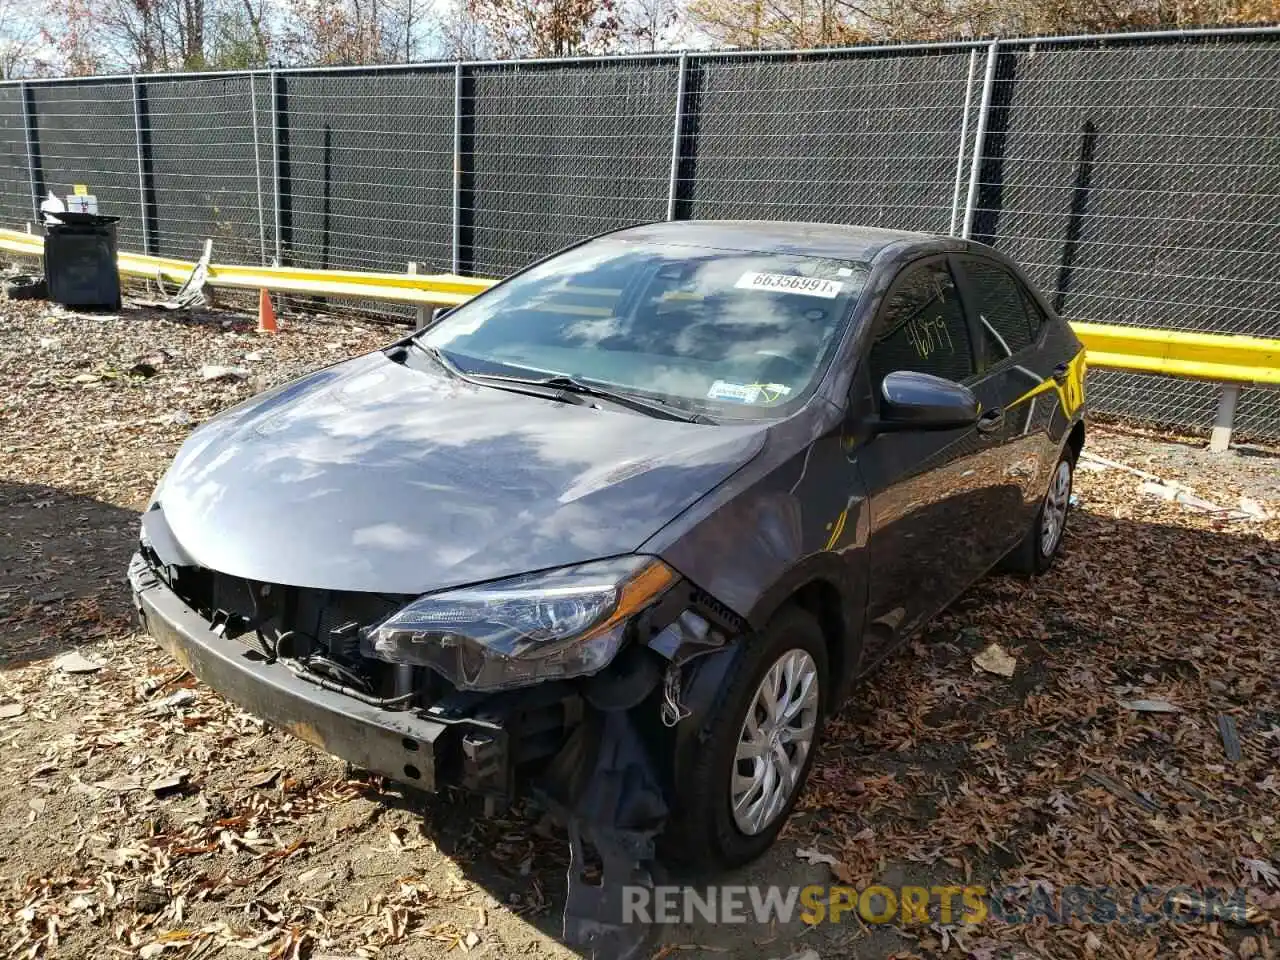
948, 50, 978, 237
19, 81, 40, 224
270, 69, 283, 265
666, 52, 689, 222
1208, 383, 1241, 453
249, 72, 267, 265
130, 75, 153, 255
452, 62, 463, 275
961, 38, 1000, 240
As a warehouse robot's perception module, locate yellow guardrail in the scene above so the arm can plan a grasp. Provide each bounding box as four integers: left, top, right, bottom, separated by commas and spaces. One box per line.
4, 226, 1277, 389
0, 228, 496, 308
1073, 321, 1280, 386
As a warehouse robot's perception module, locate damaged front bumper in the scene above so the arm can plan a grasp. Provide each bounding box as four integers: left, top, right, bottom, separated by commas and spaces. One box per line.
130, 552, 455, 788
130, 549, 742, 960
129, 552, 583, 799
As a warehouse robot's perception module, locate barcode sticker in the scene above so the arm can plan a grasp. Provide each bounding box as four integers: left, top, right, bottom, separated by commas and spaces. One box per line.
707, 380, 763, 403
735, 272, 843, 299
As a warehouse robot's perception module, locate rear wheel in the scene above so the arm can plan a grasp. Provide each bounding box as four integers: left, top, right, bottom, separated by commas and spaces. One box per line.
661, 606, 828, 871
1006, 447, 1074, 575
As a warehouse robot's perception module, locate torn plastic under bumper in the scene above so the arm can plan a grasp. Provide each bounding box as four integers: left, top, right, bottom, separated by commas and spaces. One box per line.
536, 708, 669, 960
531, 591, 744, 959
129, 552, 449, 789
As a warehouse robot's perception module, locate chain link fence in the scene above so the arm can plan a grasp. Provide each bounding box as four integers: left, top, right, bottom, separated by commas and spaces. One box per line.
0, 29, 1276, 438
679, 49, 980, 233
970, 35, 1280, 438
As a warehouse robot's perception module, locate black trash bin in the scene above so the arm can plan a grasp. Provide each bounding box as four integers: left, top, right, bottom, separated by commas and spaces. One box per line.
44, 212, 122, 309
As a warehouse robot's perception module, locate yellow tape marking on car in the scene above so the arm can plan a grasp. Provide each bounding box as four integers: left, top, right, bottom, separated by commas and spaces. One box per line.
824, 508, 849, 551
1007, 348, 1088, 418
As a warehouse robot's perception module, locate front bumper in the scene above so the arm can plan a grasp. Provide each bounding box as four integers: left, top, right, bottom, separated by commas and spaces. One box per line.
129, 552, 447, 790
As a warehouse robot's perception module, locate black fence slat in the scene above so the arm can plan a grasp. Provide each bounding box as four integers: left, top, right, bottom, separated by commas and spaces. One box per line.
1, 34, 1277, 438
28, 80, 144, 252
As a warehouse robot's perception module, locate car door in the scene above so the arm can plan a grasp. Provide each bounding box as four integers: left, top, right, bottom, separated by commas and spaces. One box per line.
952, 254, 1062, 557
848, 256, 1005, 669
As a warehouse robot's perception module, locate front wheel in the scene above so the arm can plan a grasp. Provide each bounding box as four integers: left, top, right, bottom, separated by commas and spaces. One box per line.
1006, 447, 1075, 575
661, 606, 828, 871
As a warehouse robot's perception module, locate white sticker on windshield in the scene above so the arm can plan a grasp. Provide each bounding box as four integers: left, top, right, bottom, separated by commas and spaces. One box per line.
735, 272, 843, 299
707, 380, 762, 404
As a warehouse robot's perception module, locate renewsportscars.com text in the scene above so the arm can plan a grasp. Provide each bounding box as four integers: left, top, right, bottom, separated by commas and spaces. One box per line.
622, 884, 1256, 927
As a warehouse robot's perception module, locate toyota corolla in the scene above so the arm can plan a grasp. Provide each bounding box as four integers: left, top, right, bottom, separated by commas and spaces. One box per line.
130, 220, 1085, 955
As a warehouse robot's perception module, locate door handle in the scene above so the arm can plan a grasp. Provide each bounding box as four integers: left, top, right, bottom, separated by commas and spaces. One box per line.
976, 407, 1005, 434
1051, 362, 1070, 385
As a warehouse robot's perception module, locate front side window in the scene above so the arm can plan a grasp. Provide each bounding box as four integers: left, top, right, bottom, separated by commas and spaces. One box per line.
419, 239, 870, 419
867, 260, 975, 388
961, 257, 1038, 364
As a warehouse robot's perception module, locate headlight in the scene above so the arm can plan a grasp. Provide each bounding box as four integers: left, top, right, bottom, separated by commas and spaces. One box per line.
360, 556, 677, 691
145, 468, 169, 514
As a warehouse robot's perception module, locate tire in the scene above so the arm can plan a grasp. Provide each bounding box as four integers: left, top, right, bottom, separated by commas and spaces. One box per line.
1005, 445, 1075, 575
4, 275, 47, 300
661, 606, 829, 871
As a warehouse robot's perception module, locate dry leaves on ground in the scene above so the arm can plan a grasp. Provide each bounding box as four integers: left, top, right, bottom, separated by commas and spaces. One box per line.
2, 292, 1278, 960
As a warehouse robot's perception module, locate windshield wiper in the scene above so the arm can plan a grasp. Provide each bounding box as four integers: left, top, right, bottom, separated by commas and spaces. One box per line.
407, 344, 597, 409
468, 373, 714, 424
410, 340, 466, 379
404, 345, 712, 423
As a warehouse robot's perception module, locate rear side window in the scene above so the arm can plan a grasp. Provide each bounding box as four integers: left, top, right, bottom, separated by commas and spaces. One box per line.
868, 260, 975, 387
1020, 287, 1047, 335
962, 257, 1038, 364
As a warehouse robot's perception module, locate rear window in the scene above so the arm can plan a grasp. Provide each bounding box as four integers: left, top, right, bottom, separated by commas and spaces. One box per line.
421, 238, 870, 418
962, 257, 1039, 363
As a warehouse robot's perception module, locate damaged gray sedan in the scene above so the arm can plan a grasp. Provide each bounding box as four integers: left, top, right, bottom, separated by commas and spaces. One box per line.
131, 220, 1085, 956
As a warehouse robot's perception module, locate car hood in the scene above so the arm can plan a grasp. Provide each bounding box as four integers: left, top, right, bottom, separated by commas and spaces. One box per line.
155, 351, 768, 594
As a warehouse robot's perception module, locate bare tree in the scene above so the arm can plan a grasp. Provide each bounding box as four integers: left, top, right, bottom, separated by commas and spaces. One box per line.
618, 0, 683, 49
689, 0, 866, 47
690, 0, 1280, 47
0, 0, 45, 77
437, 0, 489, 56
384, 0, 429, 60
37, 0, 107, 74
467, 0, 621, 57
279, 0, 436, 64
39, 0, 215, 72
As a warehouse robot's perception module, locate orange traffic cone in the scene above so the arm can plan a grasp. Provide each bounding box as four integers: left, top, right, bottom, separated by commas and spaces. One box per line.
258, 288, 278, 334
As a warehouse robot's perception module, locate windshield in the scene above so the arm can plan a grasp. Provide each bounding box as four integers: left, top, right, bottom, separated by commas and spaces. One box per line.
419, 238, 870, 419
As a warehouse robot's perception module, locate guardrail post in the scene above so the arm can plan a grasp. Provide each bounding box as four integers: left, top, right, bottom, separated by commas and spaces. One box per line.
270, 69, 283, 266
249, 72, 267, 265
131, 75, 154, 255
666, 52, 689, 222
408, 261, 429, 328
961, 39, 999, 240
1208, 384, 1241, 453
19, 81, 41, 225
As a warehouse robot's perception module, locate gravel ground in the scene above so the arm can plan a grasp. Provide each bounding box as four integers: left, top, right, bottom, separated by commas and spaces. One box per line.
1, 296, 1278, 960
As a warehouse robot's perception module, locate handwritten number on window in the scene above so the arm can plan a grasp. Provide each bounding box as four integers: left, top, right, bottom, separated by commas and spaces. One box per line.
906, 314, 955, 360
903, 282, 955, 361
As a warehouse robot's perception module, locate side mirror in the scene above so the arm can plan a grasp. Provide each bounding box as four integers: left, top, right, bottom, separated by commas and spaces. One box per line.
875, 370, 980, 432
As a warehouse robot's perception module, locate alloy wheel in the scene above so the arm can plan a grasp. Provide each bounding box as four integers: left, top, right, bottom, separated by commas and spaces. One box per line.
730, 648, 820, 836
1041, 459, 1072, 557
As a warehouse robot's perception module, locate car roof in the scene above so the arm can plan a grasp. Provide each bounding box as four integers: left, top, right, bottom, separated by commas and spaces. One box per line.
610, 220, 938, 262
